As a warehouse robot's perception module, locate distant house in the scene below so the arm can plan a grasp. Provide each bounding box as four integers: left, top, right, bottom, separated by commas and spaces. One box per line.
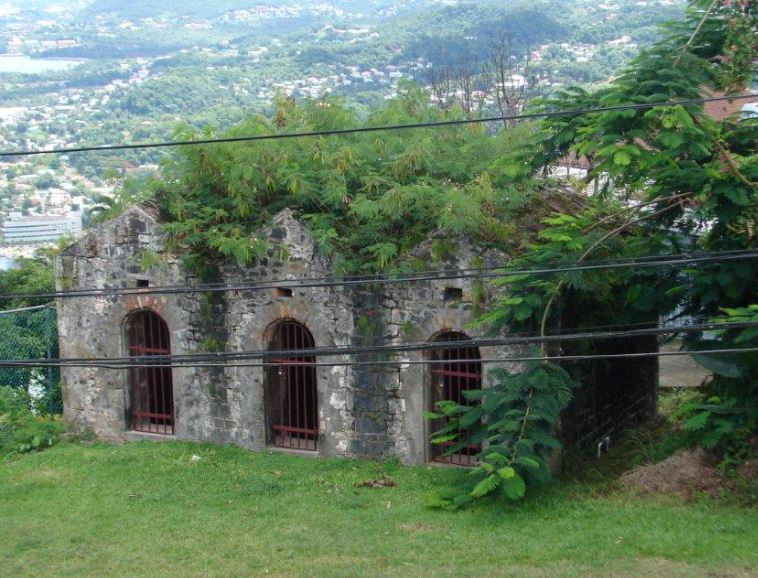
56, 203, 657, 465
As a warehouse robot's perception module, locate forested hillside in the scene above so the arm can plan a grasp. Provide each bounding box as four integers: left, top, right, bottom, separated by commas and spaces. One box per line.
1, 0, 687, 225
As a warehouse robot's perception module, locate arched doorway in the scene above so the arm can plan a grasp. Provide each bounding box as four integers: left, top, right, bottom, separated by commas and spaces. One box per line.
126, 310, 174, 434
266, 320, 318, 451
428, 331, 481, 465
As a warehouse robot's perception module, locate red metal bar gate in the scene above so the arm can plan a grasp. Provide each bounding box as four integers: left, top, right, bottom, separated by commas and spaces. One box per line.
429, 331, 481, 466
127, 310, 174, 435
267, 320, 318, 451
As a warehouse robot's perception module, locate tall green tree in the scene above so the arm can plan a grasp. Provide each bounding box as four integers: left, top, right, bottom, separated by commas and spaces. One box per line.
430, 0, 757, 504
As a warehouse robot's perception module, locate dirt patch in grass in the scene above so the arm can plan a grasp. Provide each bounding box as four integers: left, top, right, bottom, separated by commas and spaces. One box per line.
12, 466, 68, 487
619, 448, 724, 497
355, 475, 396, 489
398, 523, 434, 533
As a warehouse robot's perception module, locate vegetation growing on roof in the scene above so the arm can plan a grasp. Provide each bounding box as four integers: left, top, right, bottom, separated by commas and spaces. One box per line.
154, 82, 592, 276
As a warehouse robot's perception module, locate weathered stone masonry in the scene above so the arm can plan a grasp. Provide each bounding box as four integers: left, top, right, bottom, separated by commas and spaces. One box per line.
56, 205, 657, 465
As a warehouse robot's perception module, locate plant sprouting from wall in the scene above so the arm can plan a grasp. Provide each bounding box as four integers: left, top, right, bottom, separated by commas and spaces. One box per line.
137, 249, 160, 272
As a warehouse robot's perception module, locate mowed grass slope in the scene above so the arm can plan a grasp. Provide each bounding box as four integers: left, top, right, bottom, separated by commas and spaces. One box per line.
1, 441, 756, 577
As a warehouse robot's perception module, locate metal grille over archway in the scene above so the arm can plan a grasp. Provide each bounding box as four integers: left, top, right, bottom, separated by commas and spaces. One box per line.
126, 310, 174, 435
429, 331, 481, 466
267, 320, 318, 451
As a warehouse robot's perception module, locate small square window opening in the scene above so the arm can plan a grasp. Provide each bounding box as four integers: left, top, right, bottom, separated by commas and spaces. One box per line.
442, 287, 463, 301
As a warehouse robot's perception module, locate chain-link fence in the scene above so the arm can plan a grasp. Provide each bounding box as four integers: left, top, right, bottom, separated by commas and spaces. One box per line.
0, 304, 60, 414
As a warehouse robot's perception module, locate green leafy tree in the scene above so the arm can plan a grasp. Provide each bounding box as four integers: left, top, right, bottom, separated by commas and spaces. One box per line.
157, 85, 558, 277
430, 0, 757, 503
87, 175, 153, 225
34, 174, 58, 190
681, 306, 758, 459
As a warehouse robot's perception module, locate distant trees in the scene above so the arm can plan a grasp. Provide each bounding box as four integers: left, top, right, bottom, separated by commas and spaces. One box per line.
62, 63, 130, 89
39, 42, 183, 60
34, 174, 58, 190
402, 2, 568, 61
423, 41, 488, 116
485, 36, 539, 124
115, 71, 244, 116
12, 121, 28, 136
421, 35, 539, 122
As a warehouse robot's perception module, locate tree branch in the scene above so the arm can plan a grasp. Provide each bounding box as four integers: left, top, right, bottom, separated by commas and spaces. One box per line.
673, 0, 719, 67
538, 199, 683, 351
583, 191, 694, 233
712, 137, 758, 190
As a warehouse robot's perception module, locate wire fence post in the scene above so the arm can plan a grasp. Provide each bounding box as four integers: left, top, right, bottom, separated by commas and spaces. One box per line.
46, 305, 53, 400
45, 304, 61, 414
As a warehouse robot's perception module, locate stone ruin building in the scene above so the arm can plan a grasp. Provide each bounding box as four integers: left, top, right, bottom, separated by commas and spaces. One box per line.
55, 204, 658, 465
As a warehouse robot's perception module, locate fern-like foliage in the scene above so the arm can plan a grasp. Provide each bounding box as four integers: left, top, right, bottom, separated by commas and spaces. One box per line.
428, 362, 577, 505
428, 0, 757, 506
154, 83, 561, 277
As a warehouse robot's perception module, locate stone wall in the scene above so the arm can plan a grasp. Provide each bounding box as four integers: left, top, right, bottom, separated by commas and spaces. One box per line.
56, 205, 189, 439
57, 206, 657, 465
56, 207, 521, 464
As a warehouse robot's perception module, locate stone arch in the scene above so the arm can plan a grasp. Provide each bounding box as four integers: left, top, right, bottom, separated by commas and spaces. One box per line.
124, 308, 174, 435
427, 330, 481, 465
265, 318, 319, 451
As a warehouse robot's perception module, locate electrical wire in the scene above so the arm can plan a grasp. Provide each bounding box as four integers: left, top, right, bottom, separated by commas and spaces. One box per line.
0, 301, 690, 334
1, 320, 753, 368
1, 249, 755, 302
0, 94, 754, 158
0, 346, 753, 370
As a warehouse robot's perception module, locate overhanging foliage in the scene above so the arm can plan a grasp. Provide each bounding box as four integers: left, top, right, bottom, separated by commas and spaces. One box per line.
154, 83, 587, 276
429, 0, 757, 504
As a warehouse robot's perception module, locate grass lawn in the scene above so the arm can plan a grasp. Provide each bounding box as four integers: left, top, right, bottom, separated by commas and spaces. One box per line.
1, 441, 756, 577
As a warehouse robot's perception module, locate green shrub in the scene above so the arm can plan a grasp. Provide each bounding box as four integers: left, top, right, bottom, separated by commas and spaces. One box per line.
0, 386, 63, 456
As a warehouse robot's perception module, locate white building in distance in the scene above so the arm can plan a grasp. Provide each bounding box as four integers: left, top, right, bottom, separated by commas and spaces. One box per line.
0, 211, 82, 244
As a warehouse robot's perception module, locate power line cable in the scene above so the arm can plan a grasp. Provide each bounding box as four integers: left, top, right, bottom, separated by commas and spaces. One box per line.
0, 94, 754, 158
0, 299, 683, 335
48, 320, 758, 365
2, 320, 753, 368
2, 249, 755, 302
0, 347, 753, 370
